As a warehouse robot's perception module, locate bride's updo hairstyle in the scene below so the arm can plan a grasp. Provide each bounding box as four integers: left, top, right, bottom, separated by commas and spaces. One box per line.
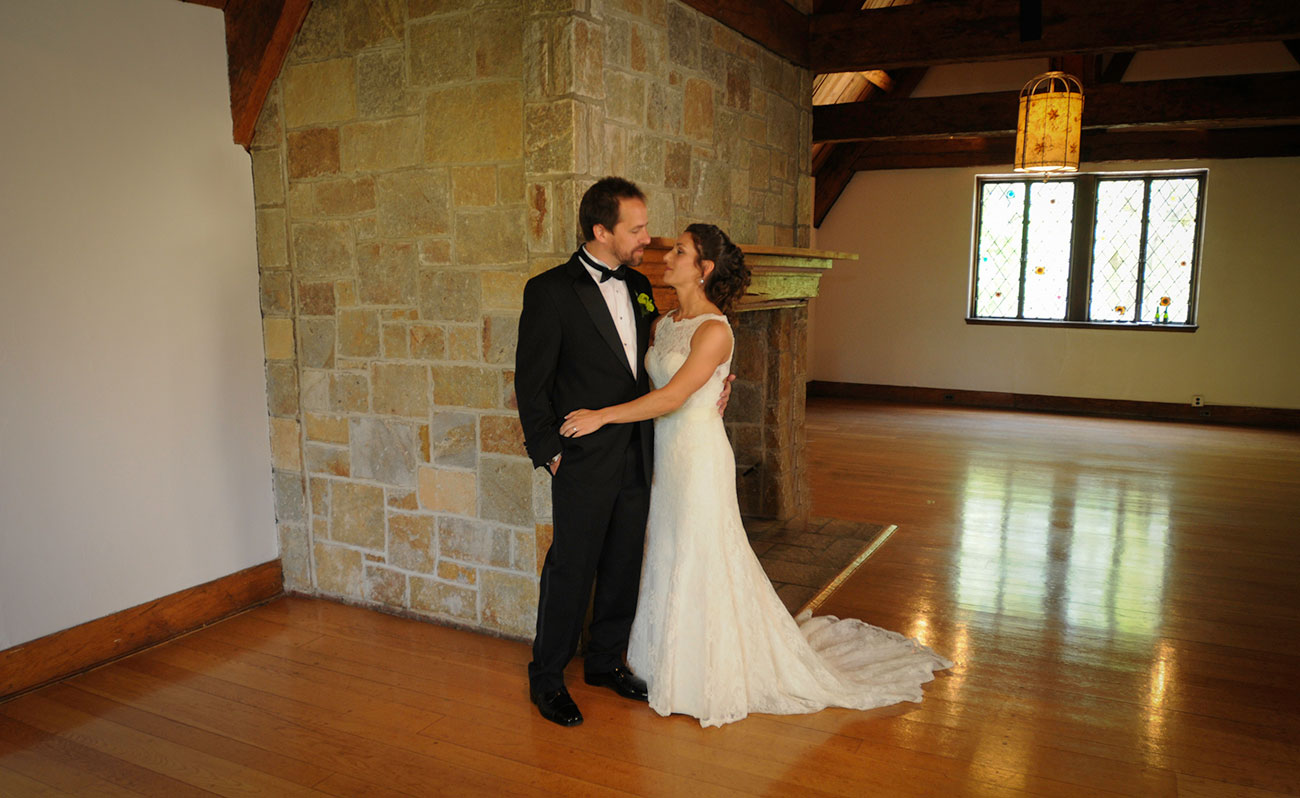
685, 223, 750, 315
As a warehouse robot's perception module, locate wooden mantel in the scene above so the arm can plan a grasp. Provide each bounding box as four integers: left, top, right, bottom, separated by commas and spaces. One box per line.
639, 239, 858, 314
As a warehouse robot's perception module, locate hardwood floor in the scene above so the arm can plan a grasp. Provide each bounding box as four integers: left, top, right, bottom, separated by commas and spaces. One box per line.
808, 400, 1300, 798
3, 400, 1298, 796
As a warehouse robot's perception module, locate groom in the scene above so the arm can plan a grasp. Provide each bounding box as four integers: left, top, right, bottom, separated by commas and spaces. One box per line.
515, 177, 658, 726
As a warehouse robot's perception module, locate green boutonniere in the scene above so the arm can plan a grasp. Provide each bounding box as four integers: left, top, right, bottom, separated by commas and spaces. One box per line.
636, 292, 656, 317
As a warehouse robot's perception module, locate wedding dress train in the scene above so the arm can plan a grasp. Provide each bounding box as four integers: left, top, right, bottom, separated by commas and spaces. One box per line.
626, 312, 952, 728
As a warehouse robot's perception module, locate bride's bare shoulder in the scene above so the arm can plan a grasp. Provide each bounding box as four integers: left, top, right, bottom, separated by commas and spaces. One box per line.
689, 318, 732, 359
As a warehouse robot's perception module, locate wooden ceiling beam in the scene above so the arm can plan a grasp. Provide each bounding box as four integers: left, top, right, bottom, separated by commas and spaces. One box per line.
1049, 54, 1095, 85
813, 140, 868, 225
814, 72, 1300, 143
885, 66, 929, 98
1285, 40, 1300, 66
812, 65, 927, 224
814, 0, 863, 13
848, 126, 1300, 171
810, 0, 1300, 72
181, 0, 311, 148
1099, 52, 1135, 83
677, 0, 809, 66
224, 0, 312, 149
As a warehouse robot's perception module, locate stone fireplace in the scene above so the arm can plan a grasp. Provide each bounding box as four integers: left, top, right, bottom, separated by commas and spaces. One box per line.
250, 0, 821, 639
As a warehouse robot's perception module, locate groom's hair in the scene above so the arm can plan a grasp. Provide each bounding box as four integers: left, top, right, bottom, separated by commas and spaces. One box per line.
579, 177, 646, 242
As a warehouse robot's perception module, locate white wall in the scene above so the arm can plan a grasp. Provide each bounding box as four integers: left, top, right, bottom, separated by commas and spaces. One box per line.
810, 158, 1300, 409
810, 46, 1300, 410
0, 0, 277, 649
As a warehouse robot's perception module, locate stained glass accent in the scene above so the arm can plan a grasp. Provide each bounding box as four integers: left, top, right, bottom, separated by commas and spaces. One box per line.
972, 171, 1203, 327
1140, 178, 1200, 323
974, 182, 1024, 318
973, 181, 1073, 320
1023, 181, 1074, 319
1089, 180, 1145, 322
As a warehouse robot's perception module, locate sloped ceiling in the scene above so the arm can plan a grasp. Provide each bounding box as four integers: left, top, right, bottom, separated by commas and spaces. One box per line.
188, 0, 1300, 222
686, 0, 1300, 223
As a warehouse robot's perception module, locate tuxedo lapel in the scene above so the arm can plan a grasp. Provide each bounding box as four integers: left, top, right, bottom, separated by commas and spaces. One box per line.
567, 256, 636, 381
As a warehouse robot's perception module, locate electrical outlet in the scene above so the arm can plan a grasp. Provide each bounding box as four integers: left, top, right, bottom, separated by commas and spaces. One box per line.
1192, 395, 1204, 407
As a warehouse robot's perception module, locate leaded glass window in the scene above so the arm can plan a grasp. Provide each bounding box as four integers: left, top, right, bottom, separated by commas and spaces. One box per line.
971, 170, 1206, 329
974, 182, 1024, 318
973, 181, 1074, 320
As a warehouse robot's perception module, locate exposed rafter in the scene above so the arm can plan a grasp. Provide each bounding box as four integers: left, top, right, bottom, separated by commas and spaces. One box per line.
225, 0, 312, 149
181, 0, 311, 149
814, 72, 1300, 143
846, 126, 1300, 171
1099, 52, 1135, 83
1285, 40, 1300, 65
813, 66, 928, 225
810, 0, 1300, 73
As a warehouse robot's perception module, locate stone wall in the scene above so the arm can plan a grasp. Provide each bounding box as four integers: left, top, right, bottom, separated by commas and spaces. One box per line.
523, 0, 812, 254
251, 0, 812, 640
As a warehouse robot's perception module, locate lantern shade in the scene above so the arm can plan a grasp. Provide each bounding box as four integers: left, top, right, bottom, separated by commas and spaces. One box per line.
1015, 72, 1084, 173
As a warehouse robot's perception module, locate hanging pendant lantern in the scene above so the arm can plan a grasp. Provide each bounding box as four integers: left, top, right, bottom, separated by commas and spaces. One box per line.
1014, 71, 1084, 174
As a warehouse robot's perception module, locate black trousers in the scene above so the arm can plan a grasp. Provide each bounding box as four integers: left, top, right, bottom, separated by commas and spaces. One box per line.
528, 439, 649, 693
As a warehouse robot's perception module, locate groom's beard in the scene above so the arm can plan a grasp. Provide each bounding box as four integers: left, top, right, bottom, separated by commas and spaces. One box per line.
616, 244, 646, 268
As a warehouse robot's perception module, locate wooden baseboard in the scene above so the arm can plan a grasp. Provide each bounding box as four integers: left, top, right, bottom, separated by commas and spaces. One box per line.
807, 381, 1300, 429
0, 559, 283, 701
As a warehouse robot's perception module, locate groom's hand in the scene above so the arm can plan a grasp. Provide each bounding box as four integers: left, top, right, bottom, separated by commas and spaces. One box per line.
548, 454, 561, 475
716, 374, 736, 416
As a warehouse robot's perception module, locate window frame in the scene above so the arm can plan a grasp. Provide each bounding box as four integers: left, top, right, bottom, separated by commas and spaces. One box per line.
966, 169, 1207, 332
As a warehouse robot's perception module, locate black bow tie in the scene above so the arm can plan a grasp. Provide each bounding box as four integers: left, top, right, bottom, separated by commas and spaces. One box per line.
594, 263, 627, 283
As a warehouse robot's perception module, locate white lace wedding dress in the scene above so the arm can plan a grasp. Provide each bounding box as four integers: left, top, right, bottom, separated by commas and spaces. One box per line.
626, 312, 952, 728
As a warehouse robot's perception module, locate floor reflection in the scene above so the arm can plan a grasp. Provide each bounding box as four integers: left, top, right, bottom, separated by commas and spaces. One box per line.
953, 454, 1179, 763
956, 458, 1055, 621
956, 457, 1171, 638
1065, 472, 1171, 637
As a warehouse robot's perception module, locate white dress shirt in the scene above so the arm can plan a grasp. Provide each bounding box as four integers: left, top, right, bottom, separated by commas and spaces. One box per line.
579, 246, 638, 378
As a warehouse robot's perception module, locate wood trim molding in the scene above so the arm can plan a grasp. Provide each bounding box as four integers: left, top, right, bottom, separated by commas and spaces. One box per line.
0, 560, 283, 701
807, 381, 1300, 429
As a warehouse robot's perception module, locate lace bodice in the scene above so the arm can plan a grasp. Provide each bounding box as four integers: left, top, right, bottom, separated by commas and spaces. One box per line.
646, 312, 732, 413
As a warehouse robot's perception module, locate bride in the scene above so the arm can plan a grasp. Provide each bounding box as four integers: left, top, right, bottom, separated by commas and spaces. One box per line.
560, 224, 951, 727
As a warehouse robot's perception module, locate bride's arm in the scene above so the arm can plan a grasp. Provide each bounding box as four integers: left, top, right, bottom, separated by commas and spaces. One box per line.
562, 321, 730, 437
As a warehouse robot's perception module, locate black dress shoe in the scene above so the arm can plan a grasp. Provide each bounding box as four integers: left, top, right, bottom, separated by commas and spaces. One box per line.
584, 666, 649, 702
531, 687, 583, 726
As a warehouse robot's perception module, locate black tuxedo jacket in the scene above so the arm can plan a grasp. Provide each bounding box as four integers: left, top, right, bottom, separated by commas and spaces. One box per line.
515, 251, 656, 482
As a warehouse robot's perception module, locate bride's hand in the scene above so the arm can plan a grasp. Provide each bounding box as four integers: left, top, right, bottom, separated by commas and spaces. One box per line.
561, 409, 606, 438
